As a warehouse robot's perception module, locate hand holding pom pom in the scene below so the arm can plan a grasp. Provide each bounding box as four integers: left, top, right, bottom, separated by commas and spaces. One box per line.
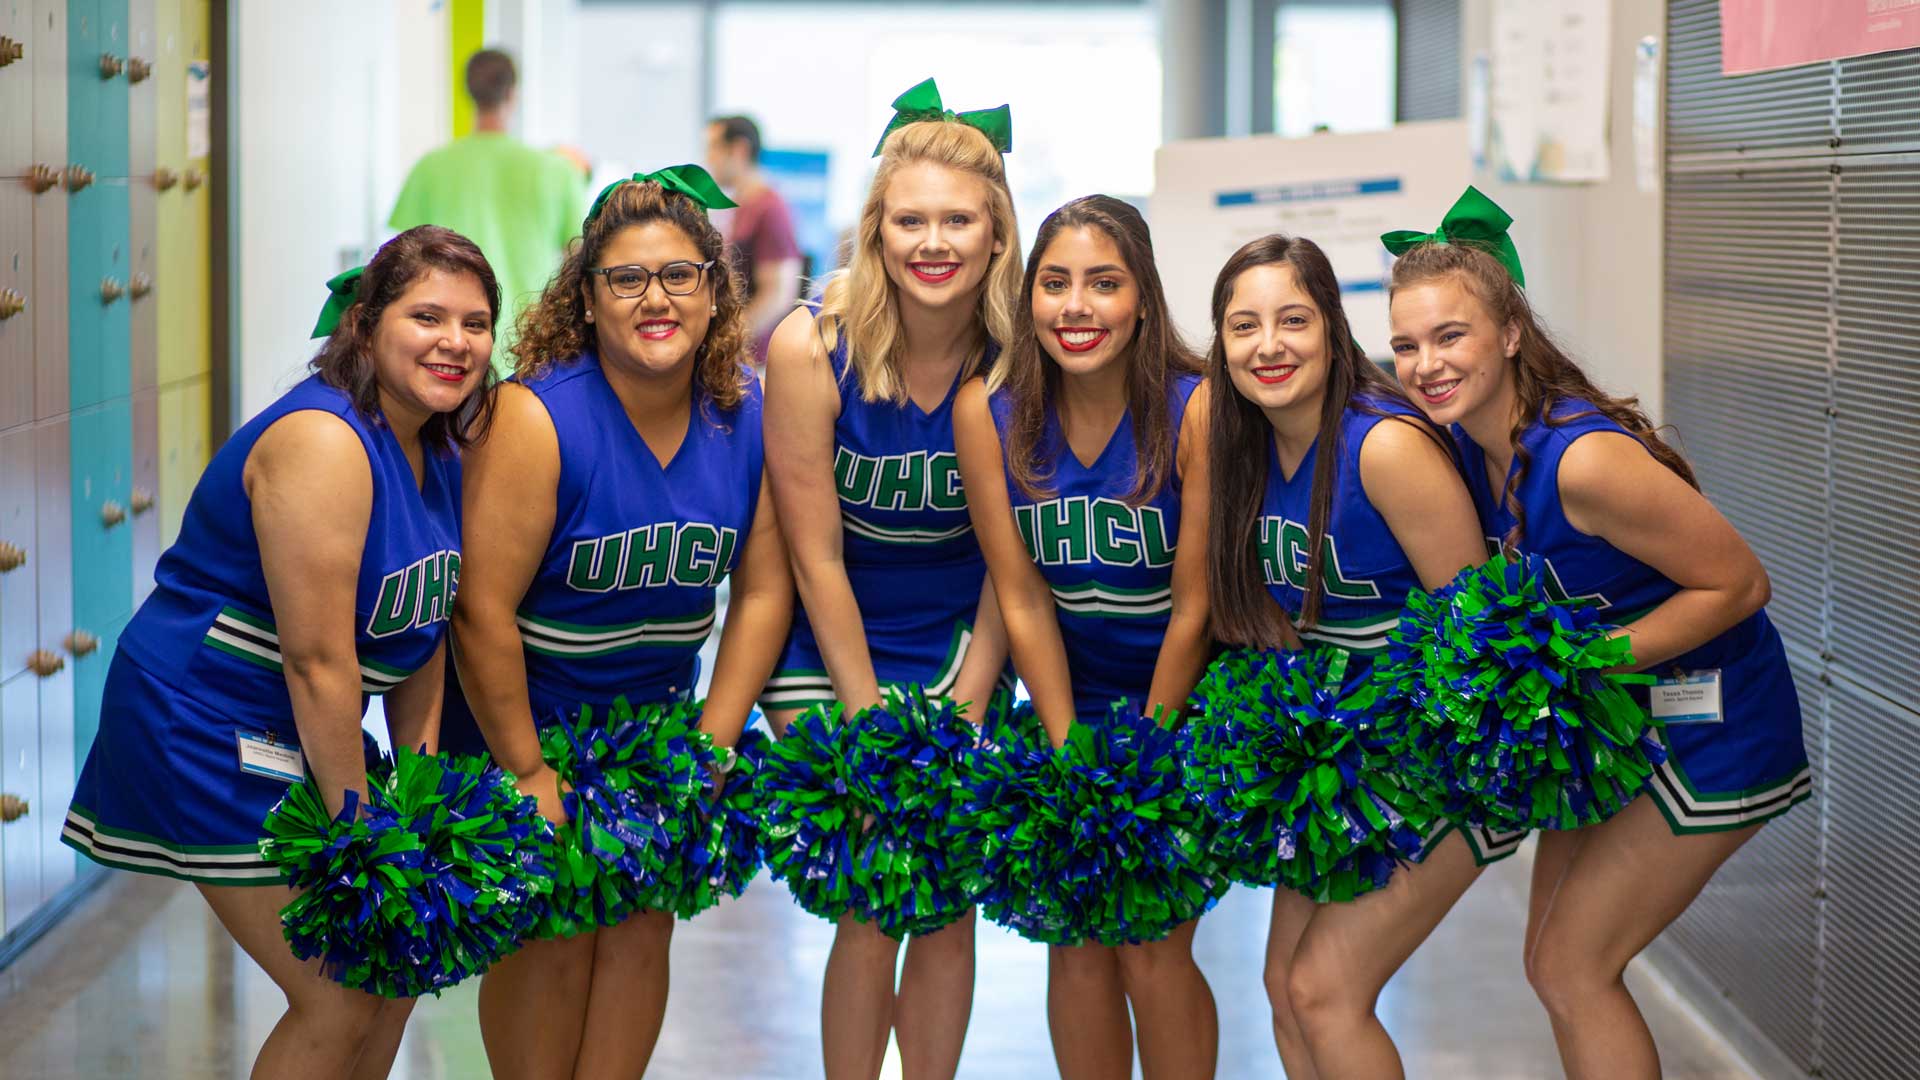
1379, 552, 1664, 831
1183, 646, 1434, 902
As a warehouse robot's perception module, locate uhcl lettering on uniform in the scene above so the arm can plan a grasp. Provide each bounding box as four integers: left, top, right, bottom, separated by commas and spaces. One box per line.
836, 447, 965, 512
566, 522, 739, 592
1013, 497, 1175, 567
366, 550, 461, 637
1258, 517, 1380, 599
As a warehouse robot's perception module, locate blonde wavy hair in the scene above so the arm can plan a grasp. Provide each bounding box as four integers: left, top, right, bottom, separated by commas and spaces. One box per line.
511, 179, 751, 413
816, 120, 1021, 404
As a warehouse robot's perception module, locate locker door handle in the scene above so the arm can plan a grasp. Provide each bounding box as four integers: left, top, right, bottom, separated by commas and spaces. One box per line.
0, 289, 23, 319
100, 500, 127, 527
184, 168, 205, 192
101, 278, 125, 304
26, 649, 63, 677
130, 273, 152, 300
27, 165, 61, 193
0, 794, 28, 824
0, 35, 23, 67
153, 167, 178, 191
64, 165, 95, 193
64, 630, 99, 657
127, 57, 152, 84
0, 541, 24, 572
131, 488, 154, 514
99, 53, 124, 80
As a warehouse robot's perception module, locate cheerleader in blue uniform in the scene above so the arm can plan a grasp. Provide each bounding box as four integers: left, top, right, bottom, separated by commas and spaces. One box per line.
62, 227, 497, 1079
1385, 192, 1810, 1080
1199, 234, 1507, 1079
443, 168, 791, 1079
761, 79, 1018, 1080
954, 196, 1215, 1079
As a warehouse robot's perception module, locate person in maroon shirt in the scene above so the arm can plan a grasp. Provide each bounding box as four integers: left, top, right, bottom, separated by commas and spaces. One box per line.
707, 115, 804, 365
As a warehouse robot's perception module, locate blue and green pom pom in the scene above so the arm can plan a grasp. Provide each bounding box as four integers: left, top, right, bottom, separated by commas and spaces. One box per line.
533, 698, 712, 939
259, 747, 551, 997
657, 726, 771, 920
758, 688, 977, 939
954, 700, 1227, 946
1183, 646, 1434, 901
1380, 552, 1664, 831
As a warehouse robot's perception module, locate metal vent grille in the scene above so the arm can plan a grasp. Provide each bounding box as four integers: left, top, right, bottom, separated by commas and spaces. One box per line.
1663, 2, 1920, 1076
1837, 52, 1920, 152
1667, 1, 1834, 159
1831, 163, 1920, 709
1395, 0, 1461, 122
1664, 167, 1833, 651
1658, 646, 1826, 1071
1816, 678, 1920, 1079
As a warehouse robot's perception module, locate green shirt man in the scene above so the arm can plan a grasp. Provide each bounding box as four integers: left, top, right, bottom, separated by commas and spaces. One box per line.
389, 49, 585, 373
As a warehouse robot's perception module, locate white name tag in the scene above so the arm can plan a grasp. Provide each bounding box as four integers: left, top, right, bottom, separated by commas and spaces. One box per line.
236, 731, 306, 783
1650, 670, 1723, 725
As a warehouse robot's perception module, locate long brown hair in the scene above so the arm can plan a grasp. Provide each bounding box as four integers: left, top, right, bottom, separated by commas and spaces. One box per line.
511, 179, 751, 413
993, 195, 1201, 505
309, 225, 500, 452
1207, 235, 1432, 647
1387, 242, 1697, 552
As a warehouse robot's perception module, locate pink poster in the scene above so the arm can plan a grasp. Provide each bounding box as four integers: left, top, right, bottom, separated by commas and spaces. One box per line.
1721, 0, 1920, 75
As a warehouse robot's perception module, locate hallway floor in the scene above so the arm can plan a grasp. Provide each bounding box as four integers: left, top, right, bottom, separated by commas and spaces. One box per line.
0, 848, 1764, 1079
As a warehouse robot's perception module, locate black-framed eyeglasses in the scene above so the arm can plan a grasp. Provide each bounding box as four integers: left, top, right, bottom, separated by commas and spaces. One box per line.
587, 260, 715, 299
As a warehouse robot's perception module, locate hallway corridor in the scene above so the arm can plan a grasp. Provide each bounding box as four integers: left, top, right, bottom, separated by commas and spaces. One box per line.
0, 850, 1763, 1078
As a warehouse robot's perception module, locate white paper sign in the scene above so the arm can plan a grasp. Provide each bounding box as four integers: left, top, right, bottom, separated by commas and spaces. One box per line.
1148, 122, 1472, 354
187, 61, 212, 160
1491, 0, 1612, 183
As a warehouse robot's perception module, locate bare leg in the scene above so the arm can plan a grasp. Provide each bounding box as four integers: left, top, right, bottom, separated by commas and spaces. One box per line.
1288, 832, 1484, 1080
477, 932, 596, 1080
1047, 942, 1133, 1080
822, 914, 905, 1080
894, 910, 977, 1079
347, 998, 418, 1080
196, 883, 388, 1080
573, 909, 676, 1079
1115, 920, 1217, 1080
1526, 796, 1760, 1080
1264, 887, 1320, 1078
1525, 828, 1586, 969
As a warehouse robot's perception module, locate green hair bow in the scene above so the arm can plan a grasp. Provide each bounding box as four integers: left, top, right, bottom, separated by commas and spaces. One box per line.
584, 163, 739, 229
1380, 185, 1526, 286
871, 77, 1013, 157
310, 265, 365, 339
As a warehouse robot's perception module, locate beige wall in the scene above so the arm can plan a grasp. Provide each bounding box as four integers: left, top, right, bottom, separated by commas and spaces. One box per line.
1462, 0, 1666, 421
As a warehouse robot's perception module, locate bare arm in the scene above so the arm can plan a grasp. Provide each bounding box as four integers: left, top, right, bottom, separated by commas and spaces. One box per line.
746, 259, 803, 344
947, 575, 1009, 723
1144, 382, 1216, 723
1557, 432, 1771, 671
953, 379, 1077, 748
699, 469, 794, 747
1359, 417, 1488, 592
762, 307, 883, 713
383, 640, 446, 755
247, 411, 377, 817
449, 383, 559, 779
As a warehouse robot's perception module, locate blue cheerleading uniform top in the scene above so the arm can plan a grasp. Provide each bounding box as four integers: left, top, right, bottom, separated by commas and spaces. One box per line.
62, 374, 459, 885
1260, 397, 1426, 660
988, 374, 1201, 721
1453, 398, 1811, 832
441, 353, 763, 755
117, 373, 461, 725
764, 302, 998, 711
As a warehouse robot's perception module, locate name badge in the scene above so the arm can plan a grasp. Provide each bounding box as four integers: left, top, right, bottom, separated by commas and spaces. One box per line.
1650, 670, 1723, 725
236, 731, 306, 783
